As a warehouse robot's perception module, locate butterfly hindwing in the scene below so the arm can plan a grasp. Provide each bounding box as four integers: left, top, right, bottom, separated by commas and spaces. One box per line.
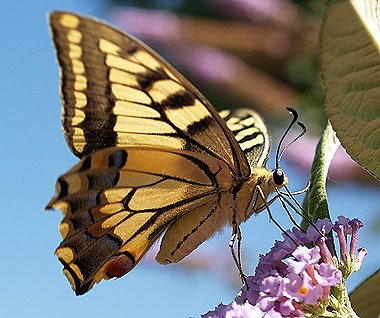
219, 108, 271, 171
49, 12, 250, 177
156, 200, 226, 265
46, 146, 233, 294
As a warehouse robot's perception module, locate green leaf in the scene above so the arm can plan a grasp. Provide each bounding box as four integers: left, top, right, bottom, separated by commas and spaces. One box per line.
302, 122, 340, 226
349, 268, 380, 318
320, 0, 380, 180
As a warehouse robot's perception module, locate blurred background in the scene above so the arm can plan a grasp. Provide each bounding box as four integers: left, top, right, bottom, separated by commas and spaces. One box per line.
0, 0, 379, 317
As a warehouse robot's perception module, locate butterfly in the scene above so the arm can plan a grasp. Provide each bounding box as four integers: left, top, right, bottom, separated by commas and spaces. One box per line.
46, 11, 290, 295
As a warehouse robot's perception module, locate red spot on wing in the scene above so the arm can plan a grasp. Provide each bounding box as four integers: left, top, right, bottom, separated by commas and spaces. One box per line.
106, 254, 135, 277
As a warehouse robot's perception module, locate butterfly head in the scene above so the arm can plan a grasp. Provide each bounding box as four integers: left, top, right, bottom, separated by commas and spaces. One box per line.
257, 167, 287, 197
272, 168, 287, 188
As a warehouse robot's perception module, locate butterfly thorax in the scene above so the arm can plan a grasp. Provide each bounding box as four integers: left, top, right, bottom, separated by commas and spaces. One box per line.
233, 167, 288, 225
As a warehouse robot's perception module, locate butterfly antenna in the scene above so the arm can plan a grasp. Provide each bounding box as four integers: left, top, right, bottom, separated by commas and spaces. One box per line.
275, 107, 298, 169
278, 122, 307, 163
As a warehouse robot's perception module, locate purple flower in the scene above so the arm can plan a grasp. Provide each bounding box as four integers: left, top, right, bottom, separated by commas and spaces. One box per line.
336, 215, 352, 235
202, 301, 264, 318
245, 244, 340, 316
204, 216, 366, 317
356, 248, 368, 268
348, 218, 363, 257
314, 263, 341, 286
315, 236, 334, 265
284, 227, 308, 245
279, 298, 296, 316
262, 308, 283, 318
286, 272, 323, 305
306, 218, 334, 242
288, 246, 320, 274
333, 224, 348, 259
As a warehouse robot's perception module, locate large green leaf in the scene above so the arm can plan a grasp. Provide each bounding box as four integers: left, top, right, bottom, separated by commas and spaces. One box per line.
349, 268, 380, 318
320, 0, 380, 180
302, 122, 340, 226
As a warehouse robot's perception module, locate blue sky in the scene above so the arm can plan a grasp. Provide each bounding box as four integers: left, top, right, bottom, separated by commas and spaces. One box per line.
1, 1, 379, 317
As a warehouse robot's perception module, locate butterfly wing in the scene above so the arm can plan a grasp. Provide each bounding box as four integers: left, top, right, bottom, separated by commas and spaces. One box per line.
156, 198, 228, 265
49, 12, 250, 177
219, 108, 271, 170
48, 12, 275, 295
46, 146, 233, 294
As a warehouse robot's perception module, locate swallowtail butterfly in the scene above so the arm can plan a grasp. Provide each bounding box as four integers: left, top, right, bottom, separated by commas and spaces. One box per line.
47, 12, 289, 295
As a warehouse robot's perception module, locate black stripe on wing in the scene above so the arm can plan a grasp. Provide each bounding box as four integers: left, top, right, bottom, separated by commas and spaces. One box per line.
219, 108, 271, 171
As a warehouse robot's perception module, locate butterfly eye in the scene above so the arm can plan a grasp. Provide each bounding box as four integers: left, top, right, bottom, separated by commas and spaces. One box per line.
273, 169, 285, 186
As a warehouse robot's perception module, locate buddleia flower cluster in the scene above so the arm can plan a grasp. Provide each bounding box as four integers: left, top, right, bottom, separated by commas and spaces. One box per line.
203, 216, 366, 317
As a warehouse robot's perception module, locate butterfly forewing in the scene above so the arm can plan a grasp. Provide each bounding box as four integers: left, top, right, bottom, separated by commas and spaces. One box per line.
47, 146, 233, 295
49, 12, 249, 177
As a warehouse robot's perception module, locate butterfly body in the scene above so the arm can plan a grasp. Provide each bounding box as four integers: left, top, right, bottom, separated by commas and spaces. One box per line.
47, 12, 287, 295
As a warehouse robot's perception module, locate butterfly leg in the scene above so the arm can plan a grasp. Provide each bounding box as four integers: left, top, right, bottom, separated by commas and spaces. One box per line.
229, 222, 248, 288
255, 193, 279, 213
255, 185, 289, 235
255, 184, 309, 215
236, 225, 245, 282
